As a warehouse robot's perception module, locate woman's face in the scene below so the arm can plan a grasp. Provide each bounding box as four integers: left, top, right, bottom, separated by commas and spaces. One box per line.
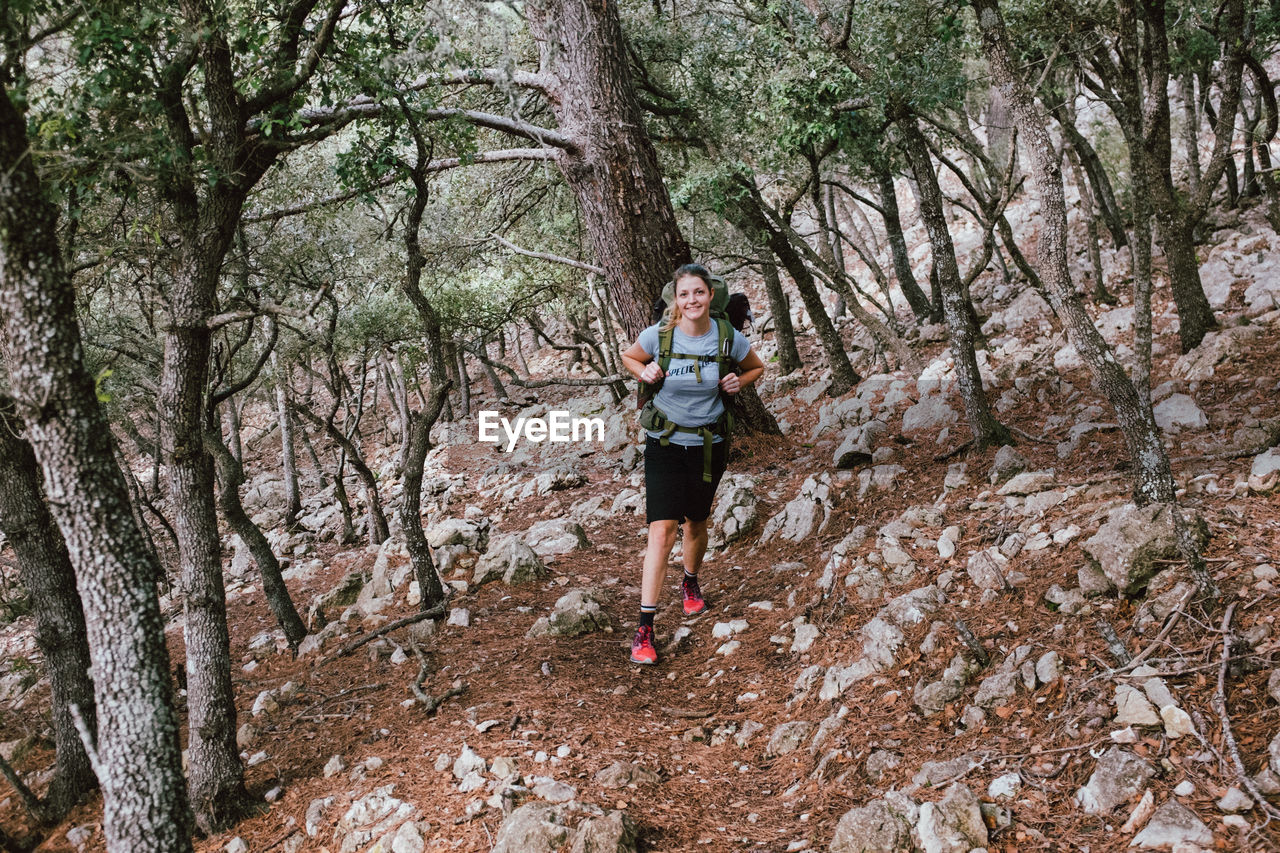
674, 275, 710, 322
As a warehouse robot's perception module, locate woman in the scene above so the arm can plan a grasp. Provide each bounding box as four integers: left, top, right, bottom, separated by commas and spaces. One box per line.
619, 264, 765, 664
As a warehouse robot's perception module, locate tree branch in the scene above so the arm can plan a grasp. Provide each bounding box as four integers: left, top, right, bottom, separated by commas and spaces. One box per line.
491, 234, 604, 275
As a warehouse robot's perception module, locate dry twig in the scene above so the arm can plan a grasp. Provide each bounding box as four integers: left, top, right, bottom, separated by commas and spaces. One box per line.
1211, 602, 1280, 824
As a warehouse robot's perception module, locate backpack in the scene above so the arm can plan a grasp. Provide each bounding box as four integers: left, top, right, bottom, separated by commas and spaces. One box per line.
637, 274, 745, 483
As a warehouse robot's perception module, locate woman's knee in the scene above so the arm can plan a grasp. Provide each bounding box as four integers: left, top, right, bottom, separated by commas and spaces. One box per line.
648, 519, 680, 547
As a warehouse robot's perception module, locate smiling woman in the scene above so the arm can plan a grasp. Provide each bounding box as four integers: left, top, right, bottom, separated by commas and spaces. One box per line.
618, 264, 765, 666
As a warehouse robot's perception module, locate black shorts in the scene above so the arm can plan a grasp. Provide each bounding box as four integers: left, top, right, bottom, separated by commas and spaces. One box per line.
644, 436, 728, 524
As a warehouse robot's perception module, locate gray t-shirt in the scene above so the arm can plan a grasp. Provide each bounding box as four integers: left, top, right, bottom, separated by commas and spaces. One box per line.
637, 322, 751, 446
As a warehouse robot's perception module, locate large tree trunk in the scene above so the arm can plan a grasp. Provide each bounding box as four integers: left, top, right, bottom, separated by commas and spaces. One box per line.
525, 0, 691, 336
0, 400, 98, 820
0, 83, 193, 852
205, 432, 307, 651
898, 118, 1010, 449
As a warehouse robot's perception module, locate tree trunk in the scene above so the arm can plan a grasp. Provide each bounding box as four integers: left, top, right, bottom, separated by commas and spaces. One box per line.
1064, 142, 1115, 303
0, 400, 98, 820
1048, 99, 1129, 248
330, 451, 358, 545
292, 405, 390, 545
525, 0, 691, 336
0, 83, 193, 852
898, 118, 1010, 449
973, 0, 1181, 508
1179, 73, 1202, 196
726, 182, 860, 396
205, 432, 307, 651
271, 355, 303, 528
875, 162, 933, 319
758, 254, 802, 376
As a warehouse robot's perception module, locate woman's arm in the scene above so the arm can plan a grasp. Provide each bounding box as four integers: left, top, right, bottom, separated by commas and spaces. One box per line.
621, 341, 663, 384
719, 347, 765, 395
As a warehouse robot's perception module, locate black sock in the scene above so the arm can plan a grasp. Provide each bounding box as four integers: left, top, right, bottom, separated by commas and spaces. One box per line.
683, 571, 698, 583
639, 606, 656, 629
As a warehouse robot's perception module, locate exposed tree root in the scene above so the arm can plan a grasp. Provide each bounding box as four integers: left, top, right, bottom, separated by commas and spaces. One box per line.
408, 640, 466, 714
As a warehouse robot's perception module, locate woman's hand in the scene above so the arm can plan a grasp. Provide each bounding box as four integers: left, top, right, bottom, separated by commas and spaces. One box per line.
640, 362, 665, 384
719, 371, 741, 395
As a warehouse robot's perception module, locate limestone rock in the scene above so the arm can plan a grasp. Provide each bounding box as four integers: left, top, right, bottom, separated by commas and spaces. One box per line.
1075, 747, 1155, 814
765, 721, 813, 757
595, 761, 660, 788
528, 464, 588, 497
1081, 504, 1208, 596
834, 419, 889, 469
1114, 684, 1161, 727
527, 588, 611, 638
334, 785, 415, 853
916, 783, 988, 853
1250, 446, 1280, 493
390, 821, 426, 853
902, 396, 958, 433
829, 798, 916, 852
1153, 394, 1208, 432
864, 750, 902, 784
524, 519, 589, 557
710, 474, 760, 546
858, 464, 906, 500
569, 811, 638, 853
996, 469, 1056, 496
914, 653, 981, 716
491, 803, 572, 853
966, 548, 1009, 591
473, 535, 548, 586
1171, 325, 1264, 382
1130, 798, 1213, 849
760, 473, 833, 543
425, 517, 489, 551
989, 445, 1028, 485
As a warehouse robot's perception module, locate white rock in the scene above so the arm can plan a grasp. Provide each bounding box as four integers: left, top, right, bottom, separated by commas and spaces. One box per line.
1131, 798, 1213, 849
1161, 706, 1196, 739
452, 745, 486, 780
792, 623, 820, 654
716, 640, 741, 656
225, 838, 248, 853
323, 754, 345, 778
1153, 394, 1208, 432
1174, 780, 1196, 797
988, 772, 1021, 800
447, 608, 471, 628
712, 620, 748, 639
1114, 684, 1161, 727
1217, 787, 1253, 812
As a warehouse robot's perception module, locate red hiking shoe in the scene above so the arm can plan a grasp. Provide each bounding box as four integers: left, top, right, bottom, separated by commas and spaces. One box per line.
630, 625, 657, 665
682, 574, 707, 616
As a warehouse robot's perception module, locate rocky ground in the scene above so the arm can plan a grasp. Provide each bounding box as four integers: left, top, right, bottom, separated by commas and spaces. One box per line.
1, 205, 1280, 852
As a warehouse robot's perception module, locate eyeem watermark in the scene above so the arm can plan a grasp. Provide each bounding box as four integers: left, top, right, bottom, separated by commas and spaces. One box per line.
477, 410, 605, 452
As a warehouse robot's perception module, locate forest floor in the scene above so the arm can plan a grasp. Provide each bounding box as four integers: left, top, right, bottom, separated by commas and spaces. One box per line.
2, 213, 1280, 853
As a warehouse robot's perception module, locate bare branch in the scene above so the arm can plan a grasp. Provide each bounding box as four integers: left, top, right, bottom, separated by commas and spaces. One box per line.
491, 234, 604, 275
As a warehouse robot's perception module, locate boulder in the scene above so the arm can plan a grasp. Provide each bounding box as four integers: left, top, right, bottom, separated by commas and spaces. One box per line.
334, 785, 415, 853
527, 588, 611, 638
834, 419, 889, 468
914, 653, 981, 716
524, 519, 589, 558
1130, 798, 1214, 849
491, 803, 572, 853
760, 473, 833, 543
765, 721, 813, 757
966, 548, 1009, 591
1081, 504, 1208, 596
829, 798, 916, 852
425, 518, 489, 550
902, 396, 958, 433
710, 474, 759, 546
916, 783, 987, 853
858, 464, 906, 500
1074, 747, 1155, 814
988, 445, 1028, 485
1152, 394, 1208, 432
1250, 446, 1280, 493
473, 536, 548, 587
1171, 325, 1264, 382
569, 811, 638, 853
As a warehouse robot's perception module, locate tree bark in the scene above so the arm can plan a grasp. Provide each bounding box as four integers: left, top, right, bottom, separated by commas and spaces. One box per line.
1048, 99, 1129, 248
205, 433, 307, 651
726, 181, 860, 396
291, 404, 390, 544
271, 354, 303, 528
875, 162, 933, 319
758, 253, 802, 376
525, 0, 691, 336
0, 401, 97, 820
897, 117, 1010, 449
0, 83, 193, 852
973, 0, 1180, 507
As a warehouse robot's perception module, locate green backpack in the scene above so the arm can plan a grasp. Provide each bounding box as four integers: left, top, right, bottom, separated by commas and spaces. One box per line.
637, 275, 737, 483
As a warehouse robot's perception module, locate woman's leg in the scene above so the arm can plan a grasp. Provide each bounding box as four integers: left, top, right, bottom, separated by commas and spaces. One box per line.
642, 519, 680, 607
681, 518, 709, 576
